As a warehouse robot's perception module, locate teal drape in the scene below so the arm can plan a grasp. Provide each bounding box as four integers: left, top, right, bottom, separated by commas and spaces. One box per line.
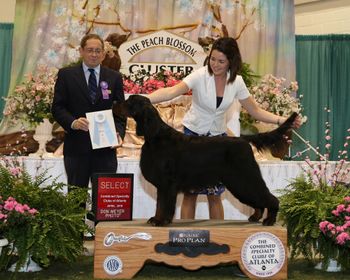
0, 23, 14, 120
292, 35, 350, 161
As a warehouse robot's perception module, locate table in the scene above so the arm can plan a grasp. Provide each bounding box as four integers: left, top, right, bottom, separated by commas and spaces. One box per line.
16, 156, 316, 221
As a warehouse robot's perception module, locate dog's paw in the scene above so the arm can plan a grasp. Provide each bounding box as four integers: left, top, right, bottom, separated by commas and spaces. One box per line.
262, 217, 276, 226
248, 216, 261, 223
248, 208, 263, 223
147, 217, 171, 226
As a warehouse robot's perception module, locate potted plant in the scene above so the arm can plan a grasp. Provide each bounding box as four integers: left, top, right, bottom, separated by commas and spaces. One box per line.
240, 74, 306, 134
3, 66, 58, 156
0, 196, 39, 271
278, 125, 350, 270
3, 65, 58, 128
318, 196, 350, 270
0, 157, 90, 272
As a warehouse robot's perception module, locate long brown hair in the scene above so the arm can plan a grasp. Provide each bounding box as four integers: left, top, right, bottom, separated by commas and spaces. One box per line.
206, 37, 242, 84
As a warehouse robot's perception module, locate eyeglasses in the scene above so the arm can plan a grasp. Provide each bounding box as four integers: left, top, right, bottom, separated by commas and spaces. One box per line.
84, 48, 103, 54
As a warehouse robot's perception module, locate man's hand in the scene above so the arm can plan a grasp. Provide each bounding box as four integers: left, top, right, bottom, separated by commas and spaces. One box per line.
72, 117, 89, 131
111, 133, 123, 149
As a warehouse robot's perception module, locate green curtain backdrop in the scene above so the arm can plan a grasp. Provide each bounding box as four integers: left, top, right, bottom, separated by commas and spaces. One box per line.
0, 23, 14, 120
292, 35, 350, 161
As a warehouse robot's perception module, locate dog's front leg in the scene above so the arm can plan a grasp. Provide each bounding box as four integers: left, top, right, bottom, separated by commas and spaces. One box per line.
147, 187, 177, 226
248, 208, 264, 223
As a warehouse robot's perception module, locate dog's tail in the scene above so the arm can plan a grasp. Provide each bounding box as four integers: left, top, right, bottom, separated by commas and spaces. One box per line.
241, 112, 298, 156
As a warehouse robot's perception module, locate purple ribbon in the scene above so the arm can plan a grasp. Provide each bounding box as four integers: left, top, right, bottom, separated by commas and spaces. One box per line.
100, 81, 110, 99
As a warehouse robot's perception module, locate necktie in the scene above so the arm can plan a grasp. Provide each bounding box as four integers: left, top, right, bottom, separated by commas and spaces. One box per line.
88, 68, 97, 103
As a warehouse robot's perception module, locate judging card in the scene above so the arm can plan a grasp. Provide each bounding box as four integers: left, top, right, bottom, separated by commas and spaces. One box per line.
86, 109, 118, 149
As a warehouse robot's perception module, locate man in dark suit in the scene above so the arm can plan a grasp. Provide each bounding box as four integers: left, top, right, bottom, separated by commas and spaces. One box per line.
52, 33, 126, 190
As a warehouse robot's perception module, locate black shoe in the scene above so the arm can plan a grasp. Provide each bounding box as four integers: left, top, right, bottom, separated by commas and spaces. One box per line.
83, 233, 95, 241
232, 265, 247, 278
86, 211, 95, 222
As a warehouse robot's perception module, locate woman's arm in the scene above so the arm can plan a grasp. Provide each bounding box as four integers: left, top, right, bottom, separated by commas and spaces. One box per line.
240, 96, 302, 128
146, 81, 190, 104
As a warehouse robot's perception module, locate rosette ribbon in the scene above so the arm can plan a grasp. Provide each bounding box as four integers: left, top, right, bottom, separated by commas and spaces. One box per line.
100, 81, 110, 99
93, 112, 114, 146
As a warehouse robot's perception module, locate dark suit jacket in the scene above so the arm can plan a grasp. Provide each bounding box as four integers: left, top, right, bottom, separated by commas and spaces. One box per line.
52, 63, 126, 156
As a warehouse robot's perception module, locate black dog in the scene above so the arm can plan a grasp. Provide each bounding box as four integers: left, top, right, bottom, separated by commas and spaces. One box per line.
113, 95, 297, 226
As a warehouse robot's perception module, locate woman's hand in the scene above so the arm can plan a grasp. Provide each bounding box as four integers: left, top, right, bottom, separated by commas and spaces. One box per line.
291, 115, 303, 128
278, 114, 303, 128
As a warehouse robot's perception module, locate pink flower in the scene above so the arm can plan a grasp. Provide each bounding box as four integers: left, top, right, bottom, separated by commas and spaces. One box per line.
166, 79, 180, 87
28, 208, 38, 215
290, 81, 298, 91
319, 221, 330, 233
332, 209, 340, 216
22, 204, 30, 211
15, 204, 25, 213
327, 223, 336, 230
4, 200, 16, 211
336, 232, 350, 245
0, 213, 7, 220
336, 225, 345, 232
336, 204, 346, 213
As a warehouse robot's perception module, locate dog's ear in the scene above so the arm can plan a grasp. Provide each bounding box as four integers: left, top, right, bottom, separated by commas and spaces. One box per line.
112, 101, 126, 117
135, 116, 145, 136
136, 106, 160, 139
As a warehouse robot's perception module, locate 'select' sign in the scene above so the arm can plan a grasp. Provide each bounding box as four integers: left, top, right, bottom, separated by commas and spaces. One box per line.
92, 173, 133, 221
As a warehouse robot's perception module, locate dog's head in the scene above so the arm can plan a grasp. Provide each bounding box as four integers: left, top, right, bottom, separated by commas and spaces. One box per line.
113, 95, 161, 138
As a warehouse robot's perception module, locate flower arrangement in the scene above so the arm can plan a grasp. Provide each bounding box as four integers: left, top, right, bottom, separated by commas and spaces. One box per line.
320, 196, 350, 247
0, 157, 90, 271
0, 196, 38, 237
123, 69, 189, 94
278, 121, 350, 270
240, 74, 306, 132
3, 65, 58, 128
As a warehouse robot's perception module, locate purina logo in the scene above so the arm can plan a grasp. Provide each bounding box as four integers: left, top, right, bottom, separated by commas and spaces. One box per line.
103, 256, 123, 275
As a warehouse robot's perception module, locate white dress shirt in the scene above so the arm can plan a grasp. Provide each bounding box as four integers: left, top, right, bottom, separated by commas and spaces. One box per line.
182, 66, 250, 135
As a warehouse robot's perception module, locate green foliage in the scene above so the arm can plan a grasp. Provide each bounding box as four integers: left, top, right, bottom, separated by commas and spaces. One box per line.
237, 63, 260, 134
278, 175, 350, 268
238, 62, 260, 89
0, 158, 90, 271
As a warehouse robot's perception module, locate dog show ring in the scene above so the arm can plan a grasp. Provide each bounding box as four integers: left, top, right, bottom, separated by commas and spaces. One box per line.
94, 219, 287, 279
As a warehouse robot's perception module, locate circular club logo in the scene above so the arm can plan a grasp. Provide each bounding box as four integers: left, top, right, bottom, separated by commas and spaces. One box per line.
103, 255, 123, 276
241, 232, 285, 278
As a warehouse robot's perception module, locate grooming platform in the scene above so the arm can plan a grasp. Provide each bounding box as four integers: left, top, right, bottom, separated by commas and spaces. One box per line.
94, 219, 287, 279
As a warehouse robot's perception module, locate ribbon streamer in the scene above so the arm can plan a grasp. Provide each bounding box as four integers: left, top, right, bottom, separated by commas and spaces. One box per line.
93, 112, 115, 146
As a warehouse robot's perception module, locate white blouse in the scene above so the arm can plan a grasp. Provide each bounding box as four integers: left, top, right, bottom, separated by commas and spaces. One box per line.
182, 66, 250, 135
